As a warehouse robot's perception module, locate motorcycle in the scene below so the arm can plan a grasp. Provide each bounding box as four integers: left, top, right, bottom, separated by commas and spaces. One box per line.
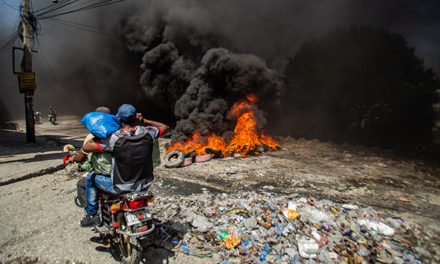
48, 106, 57, 125
76, 190, 156, 264
48, 113, 57, 125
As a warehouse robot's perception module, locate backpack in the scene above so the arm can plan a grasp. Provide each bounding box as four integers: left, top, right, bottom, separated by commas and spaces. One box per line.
112, 131, 154, 192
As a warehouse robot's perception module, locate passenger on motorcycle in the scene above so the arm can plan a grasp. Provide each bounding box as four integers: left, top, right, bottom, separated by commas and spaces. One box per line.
80, 104, 169, 227
64, 106, 113, 209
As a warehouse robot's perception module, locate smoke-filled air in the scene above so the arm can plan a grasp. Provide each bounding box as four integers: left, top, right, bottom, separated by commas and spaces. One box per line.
1, 0, 439, 149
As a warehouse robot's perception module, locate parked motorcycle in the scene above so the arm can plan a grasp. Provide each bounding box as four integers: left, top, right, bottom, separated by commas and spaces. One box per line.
77, 190, 155, 264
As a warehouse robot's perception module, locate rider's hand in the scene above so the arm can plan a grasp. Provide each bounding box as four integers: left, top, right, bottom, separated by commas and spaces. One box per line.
63, 154, 72, 164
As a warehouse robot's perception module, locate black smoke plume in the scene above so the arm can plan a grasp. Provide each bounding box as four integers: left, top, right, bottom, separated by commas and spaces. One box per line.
172, 48, 281, 143
1, 0, 438, 128
122, 2, 283, 144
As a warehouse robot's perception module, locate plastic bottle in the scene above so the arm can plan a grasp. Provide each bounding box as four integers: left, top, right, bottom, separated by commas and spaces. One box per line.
291, 253, 301, 264
259, 244, 271, 261
275, 223, 285, 237
267, 201, 276, 211
181, 243, 190, 255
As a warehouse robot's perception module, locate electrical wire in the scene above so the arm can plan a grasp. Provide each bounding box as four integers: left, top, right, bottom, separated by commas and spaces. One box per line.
36, 0, 109, 17
44, 18, 117, 38
34, 0, 80, 17
33, 0, 75, 13
50, 17, 105, 31
39, 0, 123, 20
37, 0, 126, 20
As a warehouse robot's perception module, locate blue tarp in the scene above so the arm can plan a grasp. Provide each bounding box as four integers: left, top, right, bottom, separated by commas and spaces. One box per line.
81, 112, 120, 138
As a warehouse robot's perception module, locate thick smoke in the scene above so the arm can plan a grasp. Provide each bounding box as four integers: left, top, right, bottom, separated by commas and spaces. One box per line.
0, 0, 438, 123
139, 42, 195, 110
172, 48, 281, 142
119, 0, 439, 143
123, 1, 283, 143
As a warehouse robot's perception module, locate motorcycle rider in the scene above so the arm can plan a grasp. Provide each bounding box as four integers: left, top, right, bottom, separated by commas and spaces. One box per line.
48, 106, 56, 125
80, 104, 169, 227
66, 106, 113, 209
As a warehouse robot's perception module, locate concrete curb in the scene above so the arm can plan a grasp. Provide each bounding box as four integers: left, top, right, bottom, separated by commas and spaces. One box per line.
0, 164, 66, 186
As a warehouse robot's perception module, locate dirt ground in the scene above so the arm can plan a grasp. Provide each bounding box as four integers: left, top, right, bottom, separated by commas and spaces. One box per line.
0, 116, 439, 263
159, 136, 440, 221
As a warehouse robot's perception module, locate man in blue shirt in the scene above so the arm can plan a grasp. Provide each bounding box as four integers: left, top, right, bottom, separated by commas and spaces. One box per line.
80, 104, 169, 227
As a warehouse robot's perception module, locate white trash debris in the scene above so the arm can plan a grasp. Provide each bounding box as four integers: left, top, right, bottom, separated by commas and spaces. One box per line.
357, 218, 395, 236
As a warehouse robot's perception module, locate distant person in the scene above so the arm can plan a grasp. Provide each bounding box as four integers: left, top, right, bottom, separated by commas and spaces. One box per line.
80, 104, 169, 227
34, 111, 41, 124
48, 106, 56, 125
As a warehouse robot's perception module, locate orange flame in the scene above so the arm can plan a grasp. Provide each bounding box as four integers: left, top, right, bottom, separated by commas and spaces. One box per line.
167, 94, 280, 157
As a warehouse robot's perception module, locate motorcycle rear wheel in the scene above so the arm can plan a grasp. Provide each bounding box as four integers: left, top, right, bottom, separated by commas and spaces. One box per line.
115, 213, 143, 264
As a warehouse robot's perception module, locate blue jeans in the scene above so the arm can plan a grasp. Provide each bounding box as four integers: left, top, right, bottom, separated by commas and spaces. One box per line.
85, 173, 118, 216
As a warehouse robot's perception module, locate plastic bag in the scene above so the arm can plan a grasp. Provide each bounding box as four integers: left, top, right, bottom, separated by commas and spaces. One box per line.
281, 209, 300, 220
81, 112, 120, 139
297, 235, 319, 258
357, 218, 395, 236
225, 230, 241, 249
299, 205, 334, 224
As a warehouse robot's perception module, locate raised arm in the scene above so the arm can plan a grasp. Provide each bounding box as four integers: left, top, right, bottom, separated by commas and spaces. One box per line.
142, 119, 170, 137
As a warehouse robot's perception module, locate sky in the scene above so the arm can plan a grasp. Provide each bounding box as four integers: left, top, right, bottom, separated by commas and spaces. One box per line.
0, 0, 439, 121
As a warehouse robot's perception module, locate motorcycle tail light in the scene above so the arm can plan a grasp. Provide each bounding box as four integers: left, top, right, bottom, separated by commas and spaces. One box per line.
137, 226, 148, 233
124, 200, 146, 210
147, 196, 155, 202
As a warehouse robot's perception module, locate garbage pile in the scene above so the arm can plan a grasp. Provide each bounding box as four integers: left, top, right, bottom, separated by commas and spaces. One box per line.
151, 190, 433, 263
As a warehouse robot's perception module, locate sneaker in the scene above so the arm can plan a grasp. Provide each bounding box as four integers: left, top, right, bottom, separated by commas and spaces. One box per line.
80, 214, 100, 227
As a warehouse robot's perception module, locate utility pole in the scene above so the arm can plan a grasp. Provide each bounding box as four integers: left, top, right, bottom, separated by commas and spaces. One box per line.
22, 0, 35, 142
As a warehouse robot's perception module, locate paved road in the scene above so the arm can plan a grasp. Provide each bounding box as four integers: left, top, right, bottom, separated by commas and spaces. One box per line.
0, 117, 212, 263
0, 116, 87, 185
1, 116, 439, 263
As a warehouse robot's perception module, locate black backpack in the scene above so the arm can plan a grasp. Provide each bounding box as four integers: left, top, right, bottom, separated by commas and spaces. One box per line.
112, 131, 154, 192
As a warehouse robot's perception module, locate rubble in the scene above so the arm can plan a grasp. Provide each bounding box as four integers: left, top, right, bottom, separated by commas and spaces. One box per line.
150, 189, 437, 263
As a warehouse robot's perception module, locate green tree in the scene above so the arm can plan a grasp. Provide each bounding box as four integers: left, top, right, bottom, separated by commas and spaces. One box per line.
283, 26, 440, 149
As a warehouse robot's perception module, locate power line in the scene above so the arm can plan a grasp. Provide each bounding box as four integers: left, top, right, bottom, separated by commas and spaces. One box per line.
37, 0, 126, 20
50, 17, 106, 31
45, 17, 117, 37
33, 0, 74, 13
35, 0, 80, 17
39, 0, 125, 20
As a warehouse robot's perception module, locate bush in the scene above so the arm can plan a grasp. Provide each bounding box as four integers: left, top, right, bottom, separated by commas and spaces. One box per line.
282, 26, 440, 149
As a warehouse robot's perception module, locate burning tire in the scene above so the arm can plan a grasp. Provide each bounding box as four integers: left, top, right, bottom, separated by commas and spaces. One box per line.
163, 150, 184, 168
195, 154, 212, 163
180, 157, 193, 167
